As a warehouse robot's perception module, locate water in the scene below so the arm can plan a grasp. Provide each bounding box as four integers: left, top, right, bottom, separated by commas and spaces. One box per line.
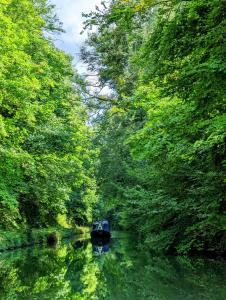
0, 234, 225, 300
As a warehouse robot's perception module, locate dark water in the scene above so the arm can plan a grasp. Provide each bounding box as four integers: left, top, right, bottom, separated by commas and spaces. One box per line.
0, 234, 226, 300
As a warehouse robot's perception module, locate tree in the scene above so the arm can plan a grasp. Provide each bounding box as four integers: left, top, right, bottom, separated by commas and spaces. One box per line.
82, 0, 226, 254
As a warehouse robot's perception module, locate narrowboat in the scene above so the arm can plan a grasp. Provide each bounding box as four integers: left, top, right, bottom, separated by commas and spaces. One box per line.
91, 220, 111, 238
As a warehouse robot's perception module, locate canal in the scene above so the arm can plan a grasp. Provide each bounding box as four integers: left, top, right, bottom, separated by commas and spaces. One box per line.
0, 234, 225, 299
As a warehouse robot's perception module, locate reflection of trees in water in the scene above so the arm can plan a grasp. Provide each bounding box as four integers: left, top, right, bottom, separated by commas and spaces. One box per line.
0, 238, 226, 300
66, 241, 108, 300
0, 245, 72, 299
0, 240, 107, 300
101, 239, 226, 300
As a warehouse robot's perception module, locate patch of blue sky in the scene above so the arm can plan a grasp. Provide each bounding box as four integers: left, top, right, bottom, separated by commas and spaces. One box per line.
51, 0, 102, 73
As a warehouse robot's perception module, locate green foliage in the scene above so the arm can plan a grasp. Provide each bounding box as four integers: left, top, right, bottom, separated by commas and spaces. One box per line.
0, 0, 97, 229
83, 0, 226, 254
0, 0, 225, 254
0, 227, 74, 251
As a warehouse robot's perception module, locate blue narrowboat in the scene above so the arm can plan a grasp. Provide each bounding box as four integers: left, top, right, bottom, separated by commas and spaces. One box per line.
91, 220, 111, 238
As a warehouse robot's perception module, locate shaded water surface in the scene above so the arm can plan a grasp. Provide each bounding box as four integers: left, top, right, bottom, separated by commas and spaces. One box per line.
0, 234, 225, 300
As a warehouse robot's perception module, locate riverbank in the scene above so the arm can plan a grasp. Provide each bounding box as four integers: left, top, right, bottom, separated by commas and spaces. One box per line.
0, 226, 90, 252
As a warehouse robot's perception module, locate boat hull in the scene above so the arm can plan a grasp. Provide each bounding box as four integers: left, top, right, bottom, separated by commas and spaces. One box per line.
91, 230, 111, 239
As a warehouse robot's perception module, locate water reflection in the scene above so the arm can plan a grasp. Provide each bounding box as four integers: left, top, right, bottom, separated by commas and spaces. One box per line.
91, 236, 110, 255
0, 235, 225, 299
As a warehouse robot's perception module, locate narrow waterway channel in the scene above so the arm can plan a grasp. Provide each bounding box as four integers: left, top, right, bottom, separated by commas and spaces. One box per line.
0, 234, 225, 300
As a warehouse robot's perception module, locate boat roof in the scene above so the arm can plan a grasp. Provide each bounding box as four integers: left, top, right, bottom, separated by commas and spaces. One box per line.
93, 220, 109, 224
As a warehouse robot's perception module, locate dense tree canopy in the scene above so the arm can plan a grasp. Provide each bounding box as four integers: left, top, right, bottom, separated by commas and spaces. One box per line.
0, 0, 97, 229
82, 0, 226, 254
0, 0, 225, 255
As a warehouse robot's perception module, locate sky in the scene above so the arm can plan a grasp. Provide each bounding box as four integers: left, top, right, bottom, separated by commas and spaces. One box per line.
51, 0, 102, 74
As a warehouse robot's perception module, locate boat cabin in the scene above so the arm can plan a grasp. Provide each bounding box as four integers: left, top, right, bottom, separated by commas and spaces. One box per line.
91, 220, 111, 238
92, 220, 109, 232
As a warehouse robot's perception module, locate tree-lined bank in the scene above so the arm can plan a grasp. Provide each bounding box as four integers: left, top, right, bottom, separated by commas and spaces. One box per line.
0, 0, 225, 255
0, 0, 97, 232
82, 0, 226, 254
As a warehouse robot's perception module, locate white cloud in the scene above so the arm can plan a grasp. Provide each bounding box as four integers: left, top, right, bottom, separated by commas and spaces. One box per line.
50, 0, 111, 96
51, 0, 102, 63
